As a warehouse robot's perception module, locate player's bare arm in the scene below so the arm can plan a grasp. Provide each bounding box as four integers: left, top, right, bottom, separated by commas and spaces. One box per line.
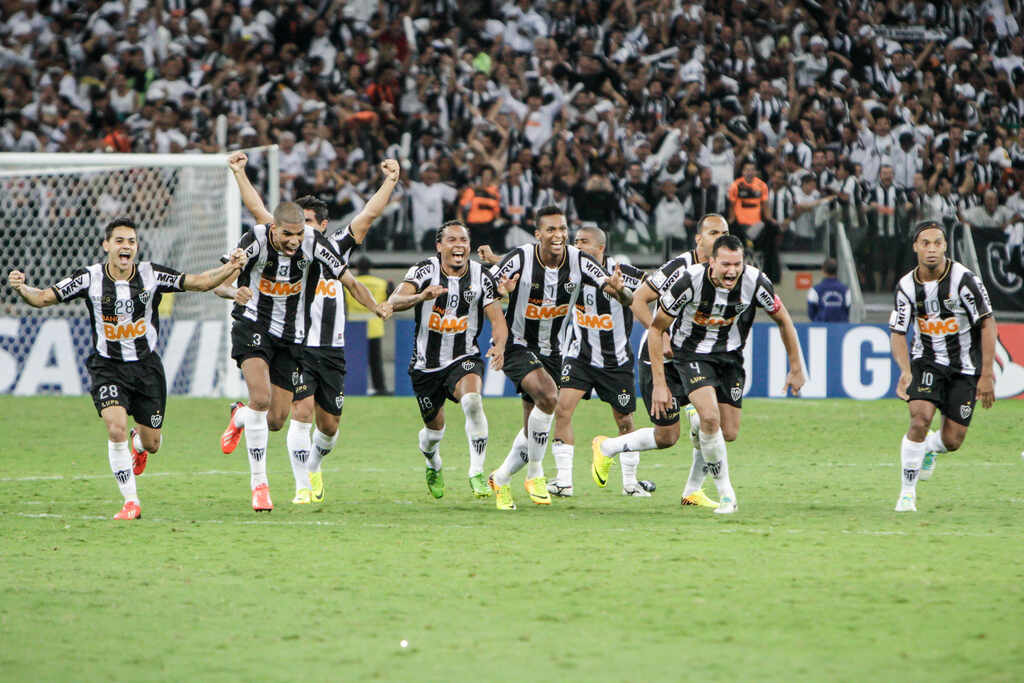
977, 315, 996, 409
602, 265, 633, 305
648, 307, 674, 419
477, 245, 501, 265
388, 281, 448, 312
349, 158, 401, 243
890, 330, 913, 400
767, 301, 805, 396
341, 269, 390, 319
7, 270, 58, 307
228, 151, 274, 224
631, 282, 674, 359
183, 248, 248, 291
484, 301, 508, 371
496, 273, 520, 296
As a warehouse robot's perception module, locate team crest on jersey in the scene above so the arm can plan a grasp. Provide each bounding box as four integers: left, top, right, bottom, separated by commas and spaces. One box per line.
731, 386, 742, 401
336, 394, 344, 409
150, 413, 163, 428
734, 303, 748, 314
102, 296, 112, 304
297, 259, 309, 271
943, 297, 957, 310
960, 403, 972, 419
462, 359, 475, 371
463, 288, 476, 304
564, 282, 577, 293
617, 390, 630, 407
139, 291, 151, 305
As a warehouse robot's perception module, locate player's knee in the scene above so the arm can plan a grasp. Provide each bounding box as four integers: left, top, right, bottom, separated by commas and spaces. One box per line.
654, 425, 679, 448
267, 414, 287, 431
317, 415, 340, 437
143, 434, 161, 453
248, 395, 271, 412
699, 415, 721, 435
461, 392, 484, 420
908, 415, 930, 439
943, 430, 966, 451
722, 425, 738, 442
615, 418, 634, 435
107, 424, 128, 442
535, 391, 557, 414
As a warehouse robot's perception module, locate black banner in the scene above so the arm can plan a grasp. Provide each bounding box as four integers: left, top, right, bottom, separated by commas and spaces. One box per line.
970, 228, 1024, 312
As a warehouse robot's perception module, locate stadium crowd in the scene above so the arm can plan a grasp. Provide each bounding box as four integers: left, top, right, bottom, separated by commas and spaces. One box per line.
2, 0, 1024, 289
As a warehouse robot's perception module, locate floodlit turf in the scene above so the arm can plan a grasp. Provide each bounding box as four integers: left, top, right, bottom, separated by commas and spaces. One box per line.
1, 395, 1022, 681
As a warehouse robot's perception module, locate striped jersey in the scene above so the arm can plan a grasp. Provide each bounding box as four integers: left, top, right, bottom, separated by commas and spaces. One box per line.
305, 226, 358, 348
51, 261, 185, 361
232, 224, 347, 344
566, 255, 644, 369
658, 262, 780, 357
638, 250, 699, 366
491, 244, 609, 358
404, 257, 499, 372
889, 260, 993, 375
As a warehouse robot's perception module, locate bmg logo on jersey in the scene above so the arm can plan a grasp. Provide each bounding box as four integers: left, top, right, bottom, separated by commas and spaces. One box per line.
103, 319, 147, 340
917, 317, 960, 335
428, 313, 468, 333
258, 278, 302, 296
525, 302, 570, 320
574, 310, 613, 330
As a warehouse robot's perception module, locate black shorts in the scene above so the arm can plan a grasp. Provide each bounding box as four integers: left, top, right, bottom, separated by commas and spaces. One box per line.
87, 353, 167, 428
907, 360, 979, 426
675, 353, 746, 408
294, 347, 347, 416
559, 356, 636, 414
503, 345, 559, 398
231, 317, 301, 391
410, 356, 485, 422
639, 360, 689, 426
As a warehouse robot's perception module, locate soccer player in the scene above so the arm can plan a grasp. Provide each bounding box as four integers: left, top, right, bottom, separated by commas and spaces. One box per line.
889, 220, 996, 512
593, 234, 805, 514
387, 221, 510, 499
628, 214, 730, 508
547, 226, 646, 497
218, 152, 398, 506
485, 206, 633, 510
7, 217, 246, 520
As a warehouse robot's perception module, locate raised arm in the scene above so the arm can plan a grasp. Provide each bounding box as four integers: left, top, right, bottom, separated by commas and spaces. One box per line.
767, 300, 805, 395
183, 248, 248, 291
228, 151, 274, 224
7, 270, 58, 307
349, 158, 401, 243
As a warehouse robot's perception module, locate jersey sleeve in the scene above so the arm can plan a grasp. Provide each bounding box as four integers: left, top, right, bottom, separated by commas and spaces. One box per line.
150, 263, 186, 292
481, 270, 499, 307
579, 252, 609, 288
234, 228, 260, 261
51, 268, 90, 302
490, 248, 524, 284
313, 230, 345, 278
618, 263, 645, 291
658, 270, 694, 316
644, 257, 685, 295
959, 271, 993, 326
330, 225, 357, 266
403, 259, 436, 292
889, 285, 914, 334
753, 271, 781, 313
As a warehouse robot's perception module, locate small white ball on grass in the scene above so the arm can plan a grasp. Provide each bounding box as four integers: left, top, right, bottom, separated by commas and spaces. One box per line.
400, 640, 409, 648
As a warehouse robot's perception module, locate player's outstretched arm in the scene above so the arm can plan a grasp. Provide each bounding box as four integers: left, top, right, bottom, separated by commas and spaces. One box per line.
228, 151, 274, 225
341, 270, 390, 319
977, 316, 997, 409
768, 301, 806, 396
602, 265, 633, 306
484, 301, 508, 371
348, 158, 401, 244
388, 281, 447, 312
8, 270, 57, 307
890, 331, 912, 400
476, 245, 501, 265
630, 282, 658, 329
183, 249, 248, 291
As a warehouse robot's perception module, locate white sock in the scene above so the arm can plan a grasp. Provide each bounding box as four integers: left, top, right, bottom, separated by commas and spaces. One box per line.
419, 426, 445, 470
688, 406, 701, 448
461, 392, 488, 477
525, 407, 553, 480
682, 448, 708, 498
600, 428, 658, 457
698, 429, 735, 500
233, 404, 251, 429
924, 430, 948, 455
494, 429, 528, 486
552, 440, 574, 486
308, 427, 337, 473
287, 419, 312, 491
620, 451, 639, 487
900, 435, 926, 495
245, 409, 269, 489
108, 440, 138, 503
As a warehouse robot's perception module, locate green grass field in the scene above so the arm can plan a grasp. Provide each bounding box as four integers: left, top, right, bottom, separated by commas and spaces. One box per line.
1, 395, 1022, 681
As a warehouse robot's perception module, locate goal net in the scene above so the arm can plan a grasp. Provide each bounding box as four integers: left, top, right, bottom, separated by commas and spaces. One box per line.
0, 153, 244, 397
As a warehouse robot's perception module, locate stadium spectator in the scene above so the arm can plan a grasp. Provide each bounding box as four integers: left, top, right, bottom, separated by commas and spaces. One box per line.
807, 258, 851, 323
345, 256, 393, 396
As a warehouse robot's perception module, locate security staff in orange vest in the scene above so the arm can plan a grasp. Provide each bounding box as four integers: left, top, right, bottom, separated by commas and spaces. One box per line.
459, 165, 501, 249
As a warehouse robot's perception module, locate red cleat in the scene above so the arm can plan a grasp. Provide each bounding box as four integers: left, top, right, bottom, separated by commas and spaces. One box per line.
252, 484, 273, 512
130, 428, 148, 476
221, 402, 246, 454
113, 500, 141, 520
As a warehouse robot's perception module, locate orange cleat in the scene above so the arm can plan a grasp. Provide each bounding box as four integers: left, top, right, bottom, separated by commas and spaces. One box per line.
221, 402, 246, 454
252, 483, 273, 512
130, 428, 148, 476
113, 500, 141, 520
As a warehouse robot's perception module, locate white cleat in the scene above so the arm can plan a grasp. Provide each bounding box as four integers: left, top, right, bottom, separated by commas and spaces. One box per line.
547, 481, 574, 497
713, 495, 738, 514
622, 484, 652, 497
894, 494, 917, 512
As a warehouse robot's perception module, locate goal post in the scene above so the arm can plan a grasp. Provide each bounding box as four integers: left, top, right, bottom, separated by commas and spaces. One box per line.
0, 148, 278, 398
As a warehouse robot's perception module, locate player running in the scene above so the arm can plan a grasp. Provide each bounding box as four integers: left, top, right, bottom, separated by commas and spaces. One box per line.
218, 152, 397, 506
484, 206, 633, 510
889, 220, 996, 512
593, 234, 804, 514
546, 226, 646, 497
387, 221, 509, 499
7, 217, 246, 520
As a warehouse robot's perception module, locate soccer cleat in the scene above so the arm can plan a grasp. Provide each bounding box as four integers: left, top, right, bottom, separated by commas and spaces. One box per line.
221, 402, 245, 454
113, 500, 141, 520
591, 436, 614, 488
425, 467, 445, 499
252, 483, 273, 511
894, 493, 917, 512
469, 473, 491, 498
623, 484, 652, 497
713, 495, 738, 514
292, 488, 312, 505
681, 489, 719, 508
524, 477, 552, 505
547, 480, 574, 497
129, 428, 148, 476
489, 474, 516, 510
920, 452, 936, 481
309, 471, 325, 502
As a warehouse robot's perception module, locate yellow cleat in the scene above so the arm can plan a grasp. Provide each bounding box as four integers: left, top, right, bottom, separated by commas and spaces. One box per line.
292, 488, 312, 505
681, 488, 719, 508
524, 477, 552, 505
309, 471, 325, 503
489, 473, 516, 510
591, 436, 614, 488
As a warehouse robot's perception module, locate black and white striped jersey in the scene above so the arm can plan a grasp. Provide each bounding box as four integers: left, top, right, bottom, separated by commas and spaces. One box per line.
658, 262, 780, 358
232, 224, 346, 344
404, 257, 499, 372
566, 256, 644, 369
305, 226, 358, 348
638, 250, 699, 366
51, 261, 185, 361
889, 260, 993, 375
490, 244, 609, 359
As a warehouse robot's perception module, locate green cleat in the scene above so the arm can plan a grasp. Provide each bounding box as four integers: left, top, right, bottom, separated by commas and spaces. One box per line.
524, 477, 552, 505
489, 473, 516, 510
309, 471, 325, 503
426, 467, 445, 499
292, 488, 312, 505
591, 436, 614, 488
469, 473, 491, 498
920, 452, 936, 481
